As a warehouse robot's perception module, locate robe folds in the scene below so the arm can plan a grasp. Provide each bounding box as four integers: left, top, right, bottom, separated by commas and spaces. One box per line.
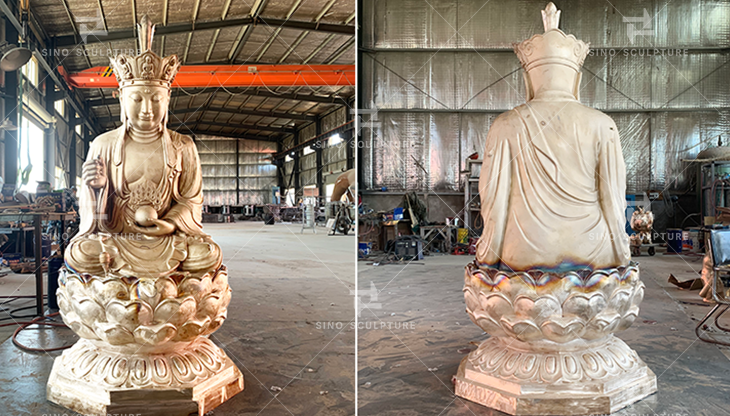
66, 126, 221, 278
475, 100, 631, 272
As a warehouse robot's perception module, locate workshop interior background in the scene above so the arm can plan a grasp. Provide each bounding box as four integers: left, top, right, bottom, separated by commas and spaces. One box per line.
358, 0, 730, 233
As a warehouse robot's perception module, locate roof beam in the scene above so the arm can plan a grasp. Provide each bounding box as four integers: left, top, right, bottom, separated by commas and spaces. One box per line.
171, 127, 282, 142
87, 88, 348, 107
228, 0, 268, 63
168, 120, 295, 133
172, 106, 315, 121
54, 17, 354, 47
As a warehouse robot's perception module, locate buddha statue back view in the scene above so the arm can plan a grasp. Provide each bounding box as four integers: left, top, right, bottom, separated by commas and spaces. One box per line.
476, 2, 630, 272
455, 4, 657, 415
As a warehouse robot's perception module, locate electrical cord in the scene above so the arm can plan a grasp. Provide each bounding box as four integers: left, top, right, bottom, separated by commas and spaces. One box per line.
0, 296, 73, 352
3, 312, 72, 353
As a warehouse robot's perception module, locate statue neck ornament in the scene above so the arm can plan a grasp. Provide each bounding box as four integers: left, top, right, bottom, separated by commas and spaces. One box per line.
127, 125, 162, 144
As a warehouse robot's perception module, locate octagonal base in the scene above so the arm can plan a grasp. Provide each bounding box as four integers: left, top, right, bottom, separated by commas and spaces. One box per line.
47, 338, 244, 416
454, 337, 656, 415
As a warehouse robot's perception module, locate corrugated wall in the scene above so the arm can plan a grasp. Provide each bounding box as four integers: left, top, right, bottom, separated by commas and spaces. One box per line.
195, 135, 277, 206
282, 107, 351, 192
360, 0, 730, 193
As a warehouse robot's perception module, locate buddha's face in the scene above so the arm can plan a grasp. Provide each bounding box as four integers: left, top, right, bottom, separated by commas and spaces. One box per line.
121, 85, 170, 131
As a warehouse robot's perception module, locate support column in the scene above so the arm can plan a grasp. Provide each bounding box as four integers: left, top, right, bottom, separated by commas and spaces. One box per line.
45, 76, 57, 185
3, 21, 18, 185
235, 139, 240, 206
346, 99, 354, 170
315, 117, 324, 199
82, 124, 91, 156
293, 130, 301, 201
276, 140, 284, 192
69, 122, 76, 188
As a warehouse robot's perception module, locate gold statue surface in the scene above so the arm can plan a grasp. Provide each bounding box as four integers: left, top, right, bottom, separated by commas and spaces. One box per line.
66, 18, 221, 279
49, 17, 243, 415
455, 4, 656, 415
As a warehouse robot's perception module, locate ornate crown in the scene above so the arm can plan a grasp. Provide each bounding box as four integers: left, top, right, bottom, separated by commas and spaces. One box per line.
109, 15, 181, 88
513, 3, 590, 72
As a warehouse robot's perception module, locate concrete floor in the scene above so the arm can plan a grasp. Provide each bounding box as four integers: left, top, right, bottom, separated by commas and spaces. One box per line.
357, 253, 730, 416
0, 222, 356, 416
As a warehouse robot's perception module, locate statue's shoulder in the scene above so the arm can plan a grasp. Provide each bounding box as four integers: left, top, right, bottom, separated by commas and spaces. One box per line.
492, 108, 527, 130
167, 129, 196, 150
572, 103, 618, 129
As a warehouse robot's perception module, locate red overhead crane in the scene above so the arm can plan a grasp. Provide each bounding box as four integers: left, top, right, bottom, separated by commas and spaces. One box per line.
59, 64, 355, 89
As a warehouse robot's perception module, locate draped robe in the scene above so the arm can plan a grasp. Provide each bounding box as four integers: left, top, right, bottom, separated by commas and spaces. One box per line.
66, 126, 221, 278
475, 100, 630, 271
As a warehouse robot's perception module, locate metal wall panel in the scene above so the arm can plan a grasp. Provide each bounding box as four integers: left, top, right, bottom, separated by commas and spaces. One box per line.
361, 0, 730, 193
324, 142, 348, 166
322, 107, 347, 132
363, 0, 730, 49
196, 137, 276, 205
300, 168, 318, 187
612, 113, 651, 193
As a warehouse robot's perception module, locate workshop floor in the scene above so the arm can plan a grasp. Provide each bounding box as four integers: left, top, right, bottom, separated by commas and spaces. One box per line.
0, 221, 356, 416
357, 253, 730, 416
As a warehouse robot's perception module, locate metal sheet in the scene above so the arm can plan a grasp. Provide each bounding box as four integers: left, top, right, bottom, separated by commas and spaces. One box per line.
612, 113, 651, 193
365, 0, 729, 49
322, 107, 348, 132
365, 0, 458, 49
459, 112, 499, 171
366, 52, 456, 110
324, 143, 347, 165
300, 168, 318, 187
299, 123, 317, 142
324, 162, 348, 176
301, 153, 317, 170
651, 112, 701, 189
456, 53, 523, 110
239, 191, 268, 205
429, 113, 460, 191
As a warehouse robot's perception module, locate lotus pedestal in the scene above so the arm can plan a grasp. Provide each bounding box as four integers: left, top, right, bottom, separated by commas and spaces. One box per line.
47, 266, 243, 416
455, 263, 656, 415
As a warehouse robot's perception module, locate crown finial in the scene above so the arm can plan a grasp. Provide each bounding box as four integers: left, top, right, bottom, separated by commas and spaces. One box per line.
137, 15, 155, 52
541, 2, 560, 32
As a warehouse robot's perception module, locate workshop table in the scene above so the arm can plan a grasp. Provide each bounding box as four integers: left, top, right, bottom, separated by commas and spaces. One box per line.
420, 225, 456, 254
0, 212, 76, 316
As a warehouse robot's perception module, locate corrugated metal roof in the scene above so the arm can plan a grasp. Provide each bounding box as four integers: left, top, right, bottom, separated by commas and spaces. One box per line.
30, 0, 354, 141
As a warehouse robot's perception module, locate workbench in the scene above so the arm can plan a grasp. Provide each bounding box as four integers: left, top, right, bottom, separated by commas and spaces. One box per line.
419, 224, 456, 253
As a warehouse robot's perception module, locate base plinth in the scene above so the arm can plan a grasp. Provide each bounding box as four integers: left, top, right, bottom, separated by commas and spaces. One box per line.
454, 337, 656, 415
47, 338, 244, 416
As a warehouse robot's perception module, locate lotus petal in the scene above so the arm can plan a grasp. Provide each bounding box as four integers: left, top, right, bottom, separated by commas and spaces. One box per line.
94, 322, 135, 345
563, 292, 606, 321
105, 300, 153, 330
541, 317, 585, 342
74, 298, 105, 326
89, 278, 129, 305
134, 323, 177, 345
154, 297, 197, 327
176, 319, 210, 340
500, 315, 542, 341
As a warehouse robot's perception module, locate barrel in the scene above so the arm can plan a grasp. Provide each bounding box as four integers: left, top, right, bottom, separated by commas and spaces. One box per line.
666, 228, 683, 254
457, 228, 469, 244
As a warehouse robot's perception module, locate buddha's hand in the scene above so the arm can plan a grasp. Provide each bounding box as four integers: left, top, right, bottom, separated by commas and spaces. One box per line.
128, 218, 176, 237
82, 156, 107, 189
